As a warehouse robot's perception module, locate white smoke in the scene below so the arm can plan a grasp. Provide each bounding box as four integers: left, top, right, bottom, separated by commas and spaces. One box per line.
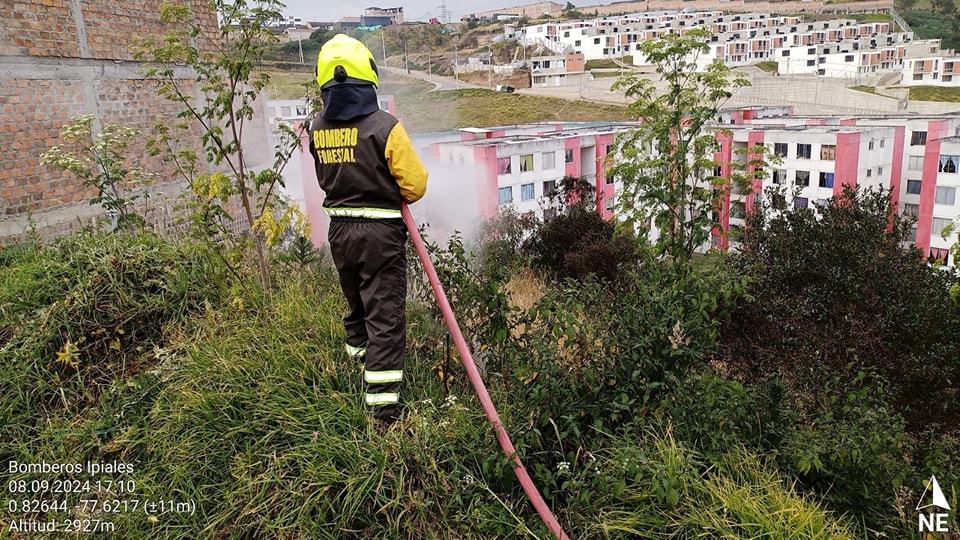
408, 156, 484, 250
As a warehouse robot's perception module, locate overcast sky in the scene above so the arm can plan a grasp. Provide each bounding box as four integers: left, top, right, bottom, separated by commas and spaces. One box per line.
280, 0, 520, 23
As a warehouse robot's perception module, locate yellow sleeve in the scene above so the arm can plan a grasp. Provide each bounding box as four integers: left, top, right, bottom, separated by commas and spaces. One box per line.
384, 122, 428, 204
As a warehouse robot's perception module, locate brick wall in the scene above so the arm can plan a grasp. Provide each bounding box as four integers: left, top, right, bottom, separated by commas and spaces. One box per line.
0, 1, 81, 57
0, 0, 230, 242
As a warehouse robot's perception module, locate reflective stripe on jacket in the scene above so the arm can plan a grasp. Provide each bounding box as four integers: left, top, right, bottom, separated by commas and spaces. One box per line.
309, 109, 427, 218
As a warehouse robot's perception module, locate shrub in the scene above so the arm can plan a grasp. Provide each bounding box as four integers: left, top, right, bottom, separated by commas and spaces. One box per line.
726, 186, 960, 432
473, 207, 538, 278
524, 175, 639, 281
664, 372, 794, 460
776, 368, 912, 533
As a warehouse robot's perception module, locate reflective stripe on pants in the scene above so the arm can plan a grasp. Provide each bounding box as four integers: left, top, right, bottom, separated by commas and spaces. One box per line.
365, 392, 400, 406
364, 369, 403, 384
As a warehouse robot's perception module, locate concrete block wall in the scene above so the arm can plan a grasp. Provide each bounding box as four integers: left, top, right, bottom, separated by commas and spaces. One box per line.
0, 0, 221, 242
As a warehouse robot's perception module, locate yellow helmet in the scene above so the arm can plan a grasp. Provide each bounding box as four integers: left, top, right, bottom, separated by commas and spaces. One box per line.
316, 34, 379, 89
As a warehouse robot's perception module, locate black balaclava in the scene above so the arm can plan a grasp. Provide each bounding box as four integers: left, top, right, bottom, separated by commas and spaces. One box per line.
320, 84, 380, 121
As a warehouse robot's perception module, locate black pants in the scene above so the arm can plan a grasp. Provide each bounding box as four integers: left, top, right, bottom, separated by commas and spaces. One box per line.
328, 218, 407, 421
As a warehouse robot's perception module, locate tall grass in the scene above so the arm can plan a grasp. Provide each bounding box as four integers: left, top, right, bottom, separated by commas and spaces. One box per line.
100, 273, 544, 538
585, 429, 859, 539
0, 233, 226, 460
1, 233, 871, 538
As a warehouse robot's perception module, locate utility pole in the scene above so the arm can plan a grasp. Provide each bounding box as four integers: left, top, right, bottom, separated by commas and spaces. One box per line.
455, 40, 460, 89
381, 27, 387, 66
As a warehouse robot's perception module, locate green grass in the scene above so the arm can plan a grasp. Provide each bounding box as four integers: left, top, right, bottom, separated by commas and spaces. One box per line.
262, 65, 315, 100
585, 57, 632, 70
851, 85, 879, 95
591, 70, 628, 78
755, 61, 779, 73
906, 85, 960, 102
396, 88, 632, 132
585, 431, 859, 538
850, 13, 894, 21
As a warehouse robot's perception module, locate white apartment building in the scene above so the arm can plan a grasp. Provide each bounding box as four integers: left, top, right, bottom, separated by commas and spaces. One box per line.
900, 55, 960, 87
415, 113, 960, 265
520, 9, 960, 83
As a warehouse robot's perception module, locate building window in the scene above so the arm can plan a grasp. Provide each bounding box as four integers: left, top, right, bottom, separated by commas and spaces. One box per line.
821, 144, 836, 160
575, 40, 581, 47
564, 149, 574, 163
772, 169, 787, 184
543, 152, 556, 170
908, 156, 924, 171
815, 198, 829, 209
519, 154, 534, 172
795, 170, 810, 187
782, 50, 790, 57
935, 186, 957, 205
497, 157, 512, 175
939, 154, 959, 173
903, 203, 920, 217
879, 138, 885, 148
878, 166, 883, 176
774, 143, 788, 158
280, 106, 291, 116
498, 186, 513, 204
594, 37, 601, 44
906, 179, 922, 194
729, 200, 746, 219
818, 172, 834, 188
606, 144, 614, 155
911, 130, 927, 146
932, 217, 954, 235
605, 198, 615, 212
794, 196, 809, 209
845, 54, 854, 62
913, 73, 924, 81
907, 225, 918, 242
521, 183, 535, 201
866, 168, 873, 178
868, 140, 874, 150
542, 180, 556, 197
797, 143, 812, 159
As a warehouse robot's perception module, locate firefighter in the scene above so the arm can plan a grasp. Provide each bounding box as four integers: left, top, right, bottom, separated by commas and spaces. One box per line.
309, 34, 428, 427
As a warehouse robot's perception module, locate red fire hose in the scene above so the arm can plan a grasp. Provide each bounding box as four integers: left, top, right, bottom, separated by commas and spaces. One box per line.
401, 203, 570, 540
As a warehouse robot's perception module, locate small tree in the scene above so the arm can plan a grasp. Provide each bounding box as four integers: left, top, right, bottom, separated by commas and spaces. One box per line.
610, 28, 769, 272
136, 0, 305, 289
42, 114, 152, 232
